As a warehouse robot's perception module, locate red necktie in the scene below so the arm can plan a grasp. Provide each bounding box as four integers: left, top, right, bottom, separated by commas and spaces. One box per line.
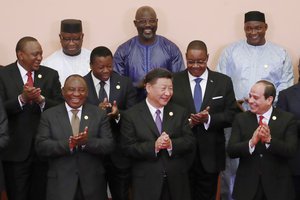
26, 71, 33, 87
259, 115, 264, 125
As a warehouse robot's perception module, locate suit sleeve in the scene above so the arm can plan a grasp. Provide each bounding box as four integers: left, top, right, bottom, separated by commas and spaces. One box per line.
85, 113, 115, 155
0, 97, 9, 152
35, 112, 71, 157
209, 77, 238, 130
120, 111, 157, 159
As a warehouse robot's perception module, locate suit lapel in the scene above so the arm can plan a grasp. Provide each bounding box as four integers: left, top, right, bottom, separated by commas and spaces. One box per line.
182, 70, 196, 113
80, 105, 91, 132
56, 105, 73, 138
201, 70, 215, 110
162, 104, 174, 136
33, 67, 43, 89
109, 73, 121, 104
268, 108, 280, 139
11, 64, 24, 93
139, 101, 160, 137
85, 72, 101, 105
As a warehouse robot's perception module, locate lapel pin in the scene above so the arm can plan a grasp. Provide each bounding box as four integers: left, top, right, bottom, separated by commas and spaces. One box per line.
84, 115, 89, 120
272, 116, 277, 120
210, 79, 213, 83
38, 74, 42, 79
116, 82, 121, 90
264, 64, 268, 69
169, 112, 173, 116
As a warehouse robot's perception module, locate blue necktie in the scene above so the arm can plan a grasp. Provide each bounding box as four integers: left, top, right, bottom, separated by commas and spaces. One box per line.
155, 109, 162, 134
194, 78, 202, 112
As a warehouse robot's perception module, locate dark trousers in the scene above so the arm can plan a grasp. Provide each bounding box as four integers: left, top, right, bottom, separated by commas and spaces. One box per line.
160, 177, 171, 200
253, 178, 267, 200
292, 175, 300, 200
3, 155, 47, 200
74, 180, 85, 200
189, 153, 219, 200
105, 157, 131, 200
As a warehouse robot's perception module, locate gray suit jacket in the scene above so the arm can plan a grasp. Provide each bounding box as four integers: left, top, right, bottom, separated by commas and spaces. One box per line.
171, 69, 237, 173
35, 103, 114, 200
228, 108, 297, 200
121, 101, 195, 200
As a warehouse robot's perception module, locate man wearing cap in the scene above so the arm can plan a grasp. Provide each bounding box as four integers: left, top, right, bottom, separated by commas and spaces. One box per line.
43, 19, 91, 84
113, 6, 185, 102
216, 11, 294, 200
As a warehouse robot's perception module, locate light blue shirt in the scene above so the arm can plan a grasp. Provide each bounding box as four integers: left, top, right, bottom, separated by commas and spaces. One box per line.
217, 40, 294, 109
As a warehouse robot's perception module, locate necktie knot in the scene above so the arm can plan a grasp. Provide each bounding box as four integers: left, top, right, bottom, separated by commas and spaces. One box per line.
100, 81, 106, 87
26, 71, 32, 77
194, 78, 202, 84
71, 109, 79, 116
156, 109, 161, 115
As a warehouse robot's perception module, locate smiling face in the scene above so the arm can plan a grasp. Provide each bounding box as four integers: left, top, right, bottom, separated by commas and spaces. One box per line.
186, 48, 208, 77
90, 56, 113, 81
62, 76, 88, 109
146, 77, 173, 108
17, 40, 43, 71
244, 21, 267, 46
134, 6, 158, 44
248, 82, 273, 114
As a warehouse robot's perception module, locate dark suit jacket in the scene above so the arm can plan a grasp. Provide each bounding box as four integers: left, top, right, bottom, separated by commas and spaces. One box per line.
35, 103, 114, 200
277, 83, 300, 176
84, 71, 136, 168
228, 108, 297, 200
171, 69, 237, 173
0, 62, 63, 161
121, 101, 195, 200
0, 97, 9, 191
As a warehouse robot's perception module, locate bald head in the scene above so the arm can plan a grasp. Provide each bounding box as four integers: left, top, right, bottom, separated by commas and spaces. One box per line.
135, 6, 157, 20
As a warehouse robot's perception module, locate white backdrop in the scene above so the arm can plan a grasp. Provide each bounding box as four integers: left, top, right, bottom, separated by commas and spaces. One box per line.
1, 0, 300, 79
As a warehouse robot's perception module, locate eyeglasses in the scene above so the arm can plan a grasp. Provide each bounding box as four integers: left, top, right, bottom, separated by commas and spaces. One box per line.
60, 36, 83, 43
135, 19, 158, 26
187, 59, 208, 66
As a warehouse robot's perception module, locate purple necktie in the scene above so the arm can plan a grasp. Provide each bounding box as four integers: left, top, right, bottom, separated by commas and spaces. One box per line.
155, 109, 162, 134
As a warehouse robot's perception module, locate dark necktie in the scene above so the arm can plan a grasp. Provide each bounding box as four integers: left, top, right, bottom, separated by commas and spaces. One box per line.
71, 109, 80, 136
155, 109, 162, 134
26, 71, 33, 87
98, 81, 108, 102
194, 78, 202, 112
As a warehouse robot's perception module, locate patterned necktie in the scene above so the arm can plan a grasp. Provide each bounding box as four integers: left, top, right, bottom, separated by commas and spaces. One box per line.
98, 81, 108, 102
194, 78, 202, 112
71, 109, 80, 136
155, 109, 162, 134
259, 115, 264, 125
26, 71, 33, 87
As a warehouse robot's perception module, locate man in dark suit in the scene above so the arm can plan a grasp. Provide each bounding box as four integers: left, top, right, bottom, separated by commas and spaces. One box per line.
228, 80, 297, 200
121, 68, 195, 200
171, 40, 237, 200
84, 46, 136, 200
35, 75, 114, 200
0, 97, 9, 200
0, 36, 63, 200
277, 62, 300, 200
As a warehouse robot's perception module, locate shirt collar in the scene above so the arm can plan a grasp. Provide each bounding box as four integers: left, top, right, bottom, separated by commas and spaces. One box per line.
91, 72, 110, 87
257, 106, 273, 122
65, 102, 83, 113
187, 68, 208, 82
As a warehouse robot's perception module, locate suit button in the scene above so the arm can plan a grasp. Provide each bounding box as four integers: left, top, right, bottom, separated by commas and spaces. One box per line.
259, 154, 263, 158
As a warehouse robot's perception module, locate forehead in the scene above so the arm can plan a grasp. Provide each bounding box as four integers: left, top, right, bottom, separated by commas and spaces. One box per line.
136, 8, 156, 19
152, 78, 172, 86
65, 77, 87, 88
22, 41, 42, 53
250, 83, 265, 95
186, 49, 207, 59
92, 56, 113, 64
